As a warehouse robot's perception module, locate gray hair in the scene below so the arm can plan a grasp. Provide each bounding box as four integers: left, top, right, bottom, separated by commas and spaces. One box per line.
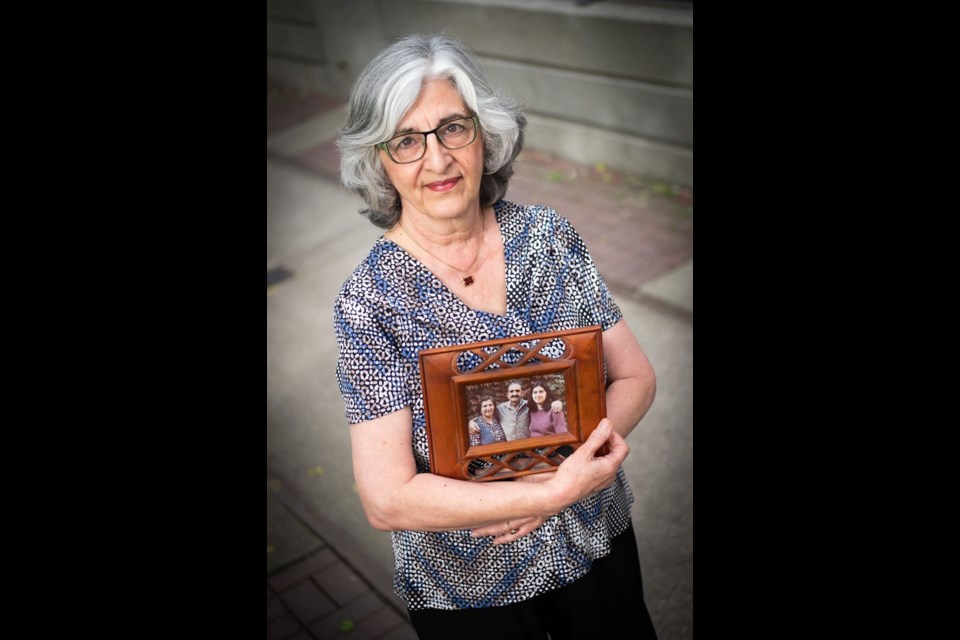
336, 33, 527, 229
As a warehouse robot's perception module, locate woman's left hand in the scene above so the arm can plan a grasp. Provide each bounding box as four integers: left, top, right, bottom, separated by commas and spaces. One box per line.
471, 514, 544, 544
469, 472, 553, 544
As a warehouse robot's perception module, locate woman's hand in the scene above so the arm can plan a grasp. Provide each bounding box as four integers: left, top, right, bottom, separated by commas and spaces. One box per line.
550, 400, 563, 413
547, 418, 629, 507
470, 514, 545, 545
468, 421, 480, 436
469, 420, 626, 542
470, 472, 552, 543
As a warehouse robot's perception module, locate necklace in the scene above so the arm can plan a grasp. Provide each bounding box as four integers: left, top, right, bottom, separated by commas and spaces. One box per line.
399, 212, 485, 286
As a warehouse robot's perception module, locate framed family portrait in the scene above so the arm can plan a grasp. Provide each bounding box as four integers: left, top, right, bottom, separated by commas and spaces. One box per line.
418, 325, 607, 481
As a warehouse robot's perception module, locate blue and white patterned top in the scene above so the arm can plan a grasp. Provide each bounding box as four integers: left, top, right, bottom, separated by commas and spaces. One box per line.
334, 200, 634, 610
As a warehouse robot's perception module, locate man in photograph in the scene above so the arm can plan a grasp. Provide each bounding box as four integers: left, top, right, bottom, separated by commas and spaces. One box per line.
496, 381, 530, 441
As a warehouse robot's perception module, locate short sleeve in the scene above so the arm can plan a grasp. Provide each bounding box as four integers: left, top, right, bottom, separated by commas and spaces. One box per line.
551, 211, 623, 331
334, 291, 415, 424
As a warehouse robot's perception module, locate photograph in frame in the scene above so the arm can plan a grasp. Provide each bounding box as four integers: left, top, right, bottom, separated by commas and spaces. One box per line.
418, 326, 607, 481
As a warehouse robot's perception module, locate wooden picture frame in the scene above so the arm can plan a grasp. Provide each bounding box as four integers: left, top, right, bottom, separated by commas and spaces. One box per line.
418, 325, 607, 481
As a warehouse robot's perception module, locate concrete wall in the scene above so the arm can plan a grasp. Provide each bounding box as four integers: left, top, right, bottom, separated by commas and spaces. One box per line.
267, 0, 693, 184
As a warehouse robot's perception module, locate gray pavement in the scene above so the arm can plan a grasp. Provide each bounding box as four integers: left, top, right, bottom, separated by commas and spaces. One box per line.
267, 92, 692, 639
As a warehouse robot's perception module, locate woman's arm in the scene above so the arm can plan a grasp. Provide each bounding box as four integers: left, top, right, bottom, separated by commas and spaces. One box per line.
602, 318, 657, 439
350, 408, 627, 533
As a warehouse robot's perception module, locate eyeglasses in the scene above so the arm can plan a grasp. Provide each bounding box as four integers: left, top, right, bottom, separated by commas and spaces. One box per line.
377, 116, 479, 164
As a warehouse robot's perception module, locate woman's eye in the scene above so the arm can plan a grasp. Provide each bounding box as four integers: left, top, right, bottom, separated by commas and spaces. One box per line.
443, 123, 465, 135
394, 136, 417, 149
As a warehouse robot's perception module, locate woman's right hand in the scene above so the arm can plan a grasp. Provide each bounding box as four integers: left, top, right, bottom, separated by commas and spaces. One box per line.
547, 418, 628, 508
471, 419, 628, 540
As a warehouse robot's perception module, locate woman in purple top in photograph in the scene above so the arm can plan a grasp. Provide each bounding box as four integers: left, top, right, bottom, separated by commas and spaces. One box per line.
528, 382, 568, 437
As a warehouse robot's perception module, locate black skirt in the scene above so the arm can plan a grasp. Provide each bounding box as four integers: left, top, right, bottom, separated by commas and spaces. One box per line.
408, 524, 659, 640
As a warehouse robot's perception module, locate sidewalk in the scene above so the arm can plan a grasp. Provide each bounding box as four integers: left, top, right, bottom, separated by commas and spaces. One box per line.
268, 474, 416, 640
267, 80, 692, 640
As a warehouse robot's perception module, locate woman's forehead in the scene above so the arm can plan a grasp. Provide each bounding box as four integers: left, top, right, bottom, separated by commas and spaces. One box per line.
396, 79, 466, 128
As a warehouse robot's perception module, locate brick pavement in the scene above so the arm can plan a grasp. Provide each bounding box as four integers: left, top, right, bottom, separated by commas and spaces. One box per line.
267, 485, 416, 640
506, 149, 692, 306
267, 549, 415, 640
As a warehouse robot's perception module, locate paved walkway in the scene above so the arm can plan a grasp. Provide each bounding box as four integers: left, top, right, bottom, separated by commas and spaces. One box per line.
268, 477, 415, 640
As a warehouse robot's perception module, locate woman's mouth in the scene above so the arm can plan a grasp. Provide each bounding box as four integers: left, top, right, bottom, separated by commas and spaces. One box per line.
426, 177, 460, 192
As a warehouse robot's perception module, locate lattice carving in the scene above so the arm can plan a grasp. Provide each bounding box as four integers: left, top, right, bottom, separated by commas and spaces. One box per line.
454, 337, 568, 374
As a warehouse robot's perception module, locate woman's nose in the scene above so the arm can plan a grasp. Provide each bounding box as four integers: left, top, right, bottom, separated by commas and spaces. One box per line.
421, 133, 451, 170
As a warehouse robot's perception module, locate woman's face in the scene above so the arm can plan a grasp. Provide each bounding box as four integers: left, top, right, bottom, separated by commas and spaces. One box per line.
380, 79, 485, 224
532, 386, 547, 405
481, 399, 495, 418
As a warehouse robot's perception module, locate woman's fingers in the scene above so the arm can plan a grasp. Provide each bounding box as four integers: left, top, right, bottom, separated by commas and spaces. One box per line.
491, 515, 544, 545
600, 427, 629, 465
575, 419, 629, 465
577, 418, 614, 456
594, 428, 629, 488
470, 515, 542, 541
550, 418, 629, 500
470, 516, 531, 537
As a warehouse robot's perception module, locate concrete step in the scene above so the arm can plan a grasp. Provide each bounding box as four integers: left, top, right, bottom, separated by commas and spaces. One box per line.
267, 0, 693, 182
385, 0, 693, 86
483, 57, 692, 146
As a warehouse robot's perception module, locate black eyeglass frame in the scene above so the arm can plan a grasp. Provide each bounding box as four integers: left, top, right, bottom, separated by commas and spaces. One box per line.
376, 116, 480, 164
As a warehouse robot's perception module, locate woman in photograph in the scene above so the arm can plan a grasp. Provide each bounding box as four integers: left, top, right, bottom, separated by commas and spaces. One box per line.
528, 382, 568, 437
468, 396, 507, 446
334, 33, 658, 639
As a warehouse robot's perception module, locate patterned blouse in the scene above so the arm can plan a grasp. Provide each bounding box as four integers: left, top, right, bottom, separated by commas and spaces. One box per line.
334, 200, 634, 610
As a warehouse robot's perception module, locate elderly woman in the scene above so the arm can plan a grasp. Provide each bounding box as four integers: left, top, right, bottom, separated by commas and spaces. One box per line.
334, 34, 658, 639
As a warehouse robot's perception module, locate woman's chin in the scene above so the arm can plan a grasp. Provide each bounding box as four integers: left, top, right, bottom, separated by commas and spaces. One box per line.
415, 189, 480, 219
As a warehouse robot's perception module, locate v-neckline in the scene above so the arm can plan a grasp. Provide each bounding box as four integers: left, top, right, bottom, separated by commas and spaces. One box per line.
381, 202, 512, 319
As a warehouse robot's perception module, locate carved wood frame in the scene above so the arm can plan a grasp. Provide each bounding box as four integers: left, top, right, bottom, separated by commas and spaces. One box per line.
419, 325, 607, 481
